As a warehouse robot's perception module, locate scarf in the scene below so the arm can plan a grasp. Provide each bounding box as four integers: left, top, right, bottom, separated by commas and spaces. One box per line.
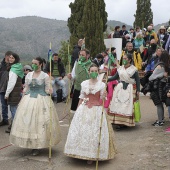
10, 63, 24, 78
78, 59, 91, 78
108, 53, 115, 66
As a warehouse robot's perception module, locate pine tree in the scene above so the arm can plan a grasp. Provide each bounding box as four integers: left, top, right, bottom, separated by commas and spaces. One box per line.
68, 0, 107, 58
134, 0, 153, 28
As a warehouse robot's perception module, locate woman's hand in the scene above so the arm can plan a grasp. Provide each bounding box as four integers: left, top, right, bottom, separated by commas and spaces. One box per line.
115, 59, 120, 67
49, 88, 53, 94
103, 91, 107, 98
136, 92, 140, 100
67, 73, 72, 79
101, 91, 107, 100
164, 72, 168, 78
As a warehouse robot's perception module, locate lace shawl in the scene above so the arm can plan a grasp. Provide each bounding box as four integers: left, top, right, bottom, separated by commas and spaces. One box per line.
79, 80, 105, 99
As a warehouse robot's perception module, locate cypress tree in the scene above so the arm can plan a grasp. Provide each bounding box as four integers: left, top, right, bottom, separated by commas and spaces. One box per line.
134, 0, 153, 28
67, 0, 85, 46
68, 0, 107, 58
59, 41, 71, 67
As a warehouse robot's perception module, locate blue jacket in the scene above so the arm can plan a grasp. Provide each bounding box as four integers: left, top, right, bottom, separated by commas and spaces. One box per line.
145, 56, 159, 72
133, 38, 145, 49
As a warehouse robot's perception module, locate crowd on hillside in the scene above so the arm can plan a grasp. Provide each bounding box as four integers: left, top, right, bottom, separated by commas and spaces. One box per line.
0, 23, 170, 164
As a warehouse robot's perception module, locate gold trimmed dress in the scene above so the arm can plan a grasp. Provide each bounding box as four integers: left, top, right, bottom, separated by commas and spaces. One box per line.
64, 80, 116, 160
10, 71, 61, 149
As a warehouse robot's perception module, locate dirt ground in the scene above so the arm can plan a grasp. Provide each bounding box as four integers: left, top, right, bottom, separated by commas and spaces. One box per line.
0, 95, 170, 170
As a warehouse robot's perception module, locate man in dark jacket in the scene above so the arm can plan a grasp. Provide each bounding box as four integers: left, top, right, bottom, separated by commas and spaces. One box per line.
119, 25, 129, 49
142, 39, 157, 66
44, 53, 66, 102
0, 51, 13, 126
71, 39, 83, 68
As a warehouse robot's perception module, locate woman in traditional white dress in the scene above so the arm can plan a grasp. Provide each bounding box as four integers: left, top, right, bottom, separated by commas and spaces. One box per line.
10, 57, 61, 155
108, 53, 140, 130
64, 64, 116, 164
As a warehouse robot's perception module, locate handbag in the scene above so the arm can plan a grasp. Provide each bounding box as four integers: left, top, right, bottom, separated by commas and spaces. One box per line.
134, 100, 141, 122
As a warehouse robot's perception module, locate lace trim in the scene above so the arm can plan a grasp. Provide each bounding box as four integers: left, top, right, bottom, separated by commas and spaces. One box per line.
25, 71, 49, 85
64, 114, 117, 161
109, 111, 133, 116
81, 80, 105, 95
64, 153, 114, 161
125, 65, 137, 77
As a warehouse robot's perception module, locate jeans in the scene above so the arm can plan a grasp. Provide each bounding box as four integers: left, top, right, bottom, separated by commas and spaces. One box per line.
52, 77, 67, 98
0, 92, 8, 121
10, 105, 17, 120
168, 106, 170, 118
157, 103, 164, 122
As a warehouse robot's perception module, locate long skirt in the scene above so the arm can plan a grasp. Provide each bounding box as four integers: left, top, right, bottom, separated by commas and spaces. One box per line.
10, 94, 61, 149
64, 104, 116, 160
108, 84, 137, 127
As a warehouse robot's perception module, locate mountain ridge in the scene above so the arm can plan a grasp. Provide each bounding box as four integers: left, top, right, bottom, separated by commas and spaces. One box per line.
0, 16, 168, 62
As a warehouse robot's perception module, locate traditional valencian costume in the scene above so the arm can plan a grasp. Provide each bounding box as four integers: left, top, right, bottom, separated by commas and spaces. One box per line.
108, 65, 140, 126
65, 79, 116, 160
10, 71, 61, 148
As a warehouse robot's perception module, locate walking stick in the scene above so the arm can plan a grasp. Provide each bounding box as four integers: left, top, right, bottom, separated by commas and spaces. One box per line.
67, 43, 72, 126
61, 42, 72, 126
96, 50, 114, 170
49, 42, 53, 163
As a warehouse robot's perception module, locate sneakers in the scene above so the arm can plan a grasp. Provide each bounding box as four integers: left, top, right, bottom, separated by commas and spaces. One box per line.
5, 129, 11, 133
87, 160, 93, 165
0, 120, 9, 126
32, 149, 39, 156
5, 124, 12, 133
52, 96, 58, 103
8, 124, 12, 130
115, 125, 121, 131
152, 120, 164, 126
165, 127, 170, 132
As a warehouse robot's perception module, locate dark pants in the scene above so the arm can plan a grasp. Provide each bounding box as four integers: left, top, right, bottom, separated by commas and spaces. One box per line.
0, 92, 8, 121
71, 89, 80, 111
157, 103, 164, 122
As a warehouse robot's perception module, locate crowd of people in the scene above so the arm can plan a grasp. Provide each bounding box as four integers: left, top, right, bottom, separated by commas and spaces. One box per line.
0, 23, 170, 165
110, 24, 170, 51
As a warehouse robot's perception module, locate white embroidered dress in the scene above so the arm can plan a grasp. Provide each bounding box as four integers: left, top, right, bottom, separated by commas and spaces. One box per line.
10, 71, 61, 149
109, 65, 137, 116
64, 80, 116, 160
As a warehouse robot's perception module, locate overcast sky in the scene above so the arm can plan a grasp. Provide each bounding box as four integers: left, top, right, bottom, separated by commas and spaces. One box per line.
0, 0, 169, 26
